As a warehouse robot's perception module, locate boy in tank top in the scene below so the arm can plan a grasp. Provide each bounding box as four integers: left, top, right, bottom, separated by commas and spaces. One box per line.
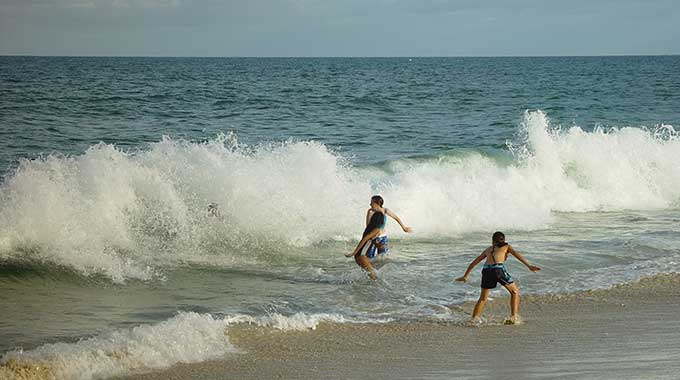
346, 195, 412, 279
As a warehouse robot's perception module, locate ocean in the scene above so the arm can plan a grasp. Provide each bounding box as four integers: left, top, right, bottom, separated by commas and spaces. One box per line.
1, 56, 679, 380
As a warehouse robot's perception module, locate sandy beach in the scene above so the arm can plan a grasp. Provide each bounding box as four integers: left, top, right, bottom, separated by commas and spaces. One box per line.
108, 274, 680, 380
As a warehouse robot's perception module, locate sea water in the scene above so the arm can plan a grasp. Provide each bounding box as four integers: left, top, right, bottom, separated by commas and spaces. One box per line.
0, 56, 679, 380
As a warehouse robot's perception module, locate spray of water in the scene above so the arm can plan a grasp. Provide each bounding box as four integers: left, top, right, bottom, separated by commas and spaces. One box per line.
0, 111, 678, 281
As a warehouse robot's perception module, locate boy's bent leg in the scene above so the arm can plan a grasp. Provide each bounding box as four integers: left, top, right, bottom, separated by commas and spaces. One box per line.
472, 288, 491, 320
503, 283, 519, 317
354, 254, 377, 280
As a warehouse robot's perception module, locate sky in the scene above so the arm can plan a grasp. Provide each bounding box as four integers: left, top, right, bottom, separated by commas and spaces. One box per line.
1, 0, 679, 56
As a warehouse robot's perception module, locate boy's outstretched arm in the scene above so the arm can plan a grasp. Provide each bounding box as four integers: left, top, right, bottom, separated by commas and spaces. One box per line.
385, 208, 413, 233
454, 249, 488, 282
345, 228, 381, 257
508, 245, 541, 272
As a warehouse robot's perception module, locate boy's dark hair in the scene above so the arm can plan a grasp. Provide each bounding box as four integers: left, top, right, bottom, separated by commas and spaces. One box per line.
371, 195, 384, 207
492, 231, 506, 247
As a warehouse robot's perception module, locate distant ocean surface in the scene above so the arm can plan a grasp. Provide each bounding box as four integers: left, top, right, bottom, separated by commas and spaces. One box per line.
1, 56, 679, 380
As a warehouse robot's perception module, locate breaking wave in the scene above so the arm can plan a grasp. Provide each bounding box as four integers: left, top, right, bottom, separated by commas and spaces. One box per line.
0, 110, 678, 281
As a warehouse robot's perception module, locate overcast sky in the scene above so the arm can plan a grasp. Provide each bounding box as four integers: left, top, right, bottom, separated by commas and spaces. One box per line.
1, 0, 678, 56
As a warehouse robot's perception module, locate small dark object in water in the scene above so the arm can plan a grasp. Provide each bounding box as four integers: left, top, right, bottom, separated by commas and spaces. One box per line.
207, 203, 220, 217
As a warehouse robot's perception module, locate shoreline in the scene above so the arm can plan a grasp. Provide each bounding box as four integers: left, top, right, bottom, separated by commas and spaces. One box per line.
108, 273, 680, 380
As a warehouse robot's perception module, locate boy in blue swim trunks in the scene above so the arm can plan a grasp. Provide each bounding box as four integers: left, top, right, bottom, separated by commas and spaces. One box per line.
346, 195, 412, 279
455, 231, 540, 324
364, 195, 412, 259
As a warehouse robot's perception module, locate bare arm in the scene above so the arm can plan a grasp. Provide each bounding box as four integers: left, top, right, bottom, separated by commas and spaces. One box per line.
454, 248, 489, 282
385, 208, 412, 233
508, 245, 541, 272
345, 228, 381, 257
365, 209, 374, 227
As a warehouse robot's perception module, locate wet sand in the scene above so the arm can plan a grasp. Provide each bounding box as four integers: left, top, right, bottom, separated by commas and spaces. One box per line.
113, 273, 680, 380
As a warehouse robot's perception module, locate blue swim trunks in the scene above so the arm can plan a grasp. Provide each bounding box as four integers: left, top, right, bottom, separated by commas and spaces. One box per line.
481, 263, 514, 289
365, 236, 388, 259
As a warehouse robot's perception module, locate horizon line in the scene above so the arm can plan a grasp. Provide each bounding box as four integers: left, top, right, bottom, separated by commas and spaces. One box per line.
1, 53, 679, 59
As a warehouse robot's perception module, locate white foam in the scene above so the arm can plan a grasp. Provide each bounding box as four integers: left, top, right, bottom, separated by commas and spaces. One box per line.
0, 312, 234, 380
376, 110, 680, 235
0, 311, 384, 380
0, 112, 678, 280
223, 312, 382, 331
0, 135, 368, 281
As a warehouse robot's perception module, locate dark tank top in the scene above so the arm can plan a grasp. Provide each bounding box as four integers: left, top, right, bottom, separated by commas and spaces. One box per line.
363, 211, 385, 237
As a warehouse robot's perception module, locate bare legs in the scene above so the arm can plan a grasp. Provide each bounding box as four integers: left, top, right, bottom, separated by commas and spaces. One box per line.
354, 254, 377, 280
472, 288, 491, 320
504, 283, 519, 318
471, 283, 520, 321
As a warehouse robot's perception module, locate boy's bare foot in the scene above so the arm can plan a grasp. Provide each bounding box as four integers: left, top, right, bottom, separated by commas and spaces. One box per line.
503, 315, 522, 325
